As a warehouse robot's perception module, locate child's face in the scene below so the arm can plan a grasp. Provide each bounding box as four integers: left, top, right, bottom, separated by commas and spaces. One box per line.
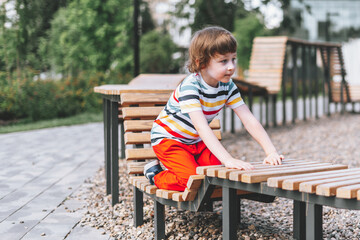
200, 52, 237, 87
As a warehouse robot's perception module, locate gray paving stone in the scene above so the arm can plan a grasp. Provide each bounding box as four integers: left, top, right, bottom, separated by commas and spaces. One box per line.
0, 123, 107, 240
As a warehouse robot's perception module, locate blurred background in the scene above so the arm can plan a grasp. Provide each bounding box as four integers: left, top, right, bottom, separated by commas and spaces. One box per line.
0, 0, 359, 125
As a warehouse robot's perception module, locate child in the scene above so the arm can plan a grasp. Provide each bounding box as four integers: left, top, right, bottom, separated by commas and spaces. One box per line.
144, 26, 284, 191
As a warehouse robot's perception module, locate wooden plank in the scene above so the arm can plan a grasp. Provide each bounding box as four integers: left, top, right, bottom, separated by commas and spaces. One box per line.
122, 106, 163, 120
135, 179, 149, 189
145, 185, 158, 195
186, 175, 205, 190
218, 159, 317, 179
182, 188, 197, 201
172, 192, 185, 202
316, 179, 360, 196
299, 174, 358, 194
128, 176, 146, 185
228, 162, 332, 181
240, 164, 348, 183
196, 165, 223, 175
124, 118, 220, 132
127, 162, 146, 175
126, 148, 156, 161
336, 184, 360, 199
125, 130, 221, 145
156, 189, 180, 199
268, 168, 360, 189
120, 93, 170, 106
357, 190, 360, 200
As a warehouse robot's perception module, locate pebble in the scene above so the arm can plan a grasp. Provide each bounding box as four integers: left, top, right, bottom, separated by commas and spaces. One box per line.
78, 114, 360, 240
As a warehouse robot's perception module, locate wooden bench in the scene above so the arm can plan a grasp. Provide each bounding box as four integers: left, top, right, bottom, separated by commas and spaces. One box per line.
203, 163, 360, 239
121, 91, 276, 239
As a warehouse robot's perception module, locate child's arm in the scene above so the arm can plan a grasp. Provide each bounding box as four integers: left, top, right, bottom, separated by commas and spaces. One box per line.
233, 104, 284, 165
188, 111, 254, 170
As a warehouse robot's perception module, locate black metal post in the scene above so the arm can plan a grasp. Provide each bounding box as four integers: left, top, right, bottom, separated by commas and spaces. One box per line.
282, 51, 288, 126
272, 94, 277, 127
133, 0, 140, 77
292, 44, 298, 124
306, 203, 323, 240
293, 200, 306, 240
103, 98, 111, 195
265, 95, 269, 128
231, 109, 235, 134
301, 45, 307, 121
222, 187, 237, 240
325, 47, 331, 116
134, 186, 144, 226
110, 100, 119, 205
155, 201, 166, 240
308, 47, 313, 118
248, 87, 253, 112
314, 47, 319, 119
119, 118, 125, 159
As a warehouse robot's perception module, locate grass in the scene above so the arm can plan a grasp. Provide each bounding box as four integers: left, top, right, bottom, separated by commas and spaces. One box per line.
0, 112, 103, 134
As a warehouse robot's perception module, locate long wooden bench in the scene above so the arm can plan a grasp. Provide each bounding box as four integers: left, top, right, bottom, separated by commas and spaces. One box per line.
121, 91, 278, 239
203, 163, 360, 239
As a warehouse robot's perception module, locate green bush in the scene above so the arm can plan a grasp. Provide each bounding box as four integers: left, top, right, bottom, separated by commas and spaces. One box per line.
0, 71, 131, 122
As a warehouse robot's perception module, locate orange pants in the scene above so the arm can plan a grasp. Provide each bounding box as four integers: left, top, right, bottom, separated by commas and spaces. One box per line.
152, 138, 221, 191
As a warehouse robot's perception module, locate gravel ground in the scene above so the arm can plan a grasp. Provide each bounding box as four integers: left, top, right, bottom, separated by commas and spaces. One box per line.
78, 113, 360, 239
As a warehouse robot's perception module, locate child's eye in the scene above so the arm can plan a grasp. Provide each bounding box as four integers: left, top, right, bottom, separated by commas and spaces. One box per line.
221, 60, 227, 63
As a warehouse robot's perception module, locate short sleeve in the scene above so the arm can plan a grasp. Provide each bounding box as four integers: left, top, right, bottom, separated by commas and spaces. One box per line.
178, 80, 202, 113
226, 81, 245, 109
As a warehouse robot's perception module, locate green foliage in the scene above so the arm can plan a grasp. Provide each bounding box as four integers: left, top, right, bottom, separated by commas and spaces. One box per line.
42, 0, 133, 76
233, 13, 273, 70
140, 30, 180, 73
0, 71, 131, 121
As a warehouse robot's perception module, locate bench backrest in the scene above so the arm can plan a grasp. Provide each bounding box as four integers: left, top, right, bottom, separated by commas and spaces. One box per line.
120, 91, 222, 176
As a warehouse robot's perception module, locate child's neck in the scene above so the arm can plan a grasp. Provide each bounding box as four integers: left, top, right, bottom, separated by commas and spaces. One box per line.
199, 70, 218, 88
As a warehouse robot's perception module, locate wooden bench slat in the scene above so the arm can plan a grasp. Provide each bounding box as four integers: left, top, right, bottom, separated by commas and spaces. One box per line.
129, 176, 146, 185
156, 189, 180, 199
122, 106, 164, 119
182, 188, 197, 201
124, 118, 221, 132
145, 185, 158, 195
217, 159, 317, 179
172, 192, 185, 202
126, 148, 156, 161
120, 92, 171, 106
196, 165, 224, 175
239, 164, 348, 183
299, 174, 359, 194
336, 184, 360, 199
268, 168, 360, 189
316, 179, 360, 197
228, 162, 332, 182
358, 189, 360, 200
125, 130, 222, 145
186, 175, 205, 190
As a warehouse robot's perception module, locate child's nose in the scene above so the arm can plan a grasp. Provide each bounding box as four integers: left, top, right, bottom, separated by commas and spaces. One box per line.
228, 62, 235, 71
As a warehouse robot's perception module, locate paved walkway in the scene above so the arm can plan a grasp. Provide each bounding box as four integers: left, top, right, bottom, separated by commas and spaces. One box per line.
0, 123, 112, 240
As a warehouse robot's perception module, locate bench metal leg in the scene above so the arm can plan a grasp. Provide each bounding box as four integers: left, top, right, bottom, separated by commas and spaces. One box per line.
306, 203, 323, 240
103, 98, 111, 195
236, 196, 241, 224
293, 200, 306, 240
222, 187, 237, 240
154, 201, 165, 240
133, 186, 144, 227
110, 100, 119, 205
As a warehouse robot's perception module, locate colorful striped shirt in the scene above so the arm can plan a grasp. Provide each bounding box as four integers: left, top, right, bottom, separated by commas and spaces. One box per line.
151, 73, 244, 146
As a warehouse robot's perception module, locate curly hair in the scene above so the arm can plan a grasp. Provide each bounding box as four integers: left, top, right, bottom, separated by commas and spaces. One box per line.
187, 26, 237, 73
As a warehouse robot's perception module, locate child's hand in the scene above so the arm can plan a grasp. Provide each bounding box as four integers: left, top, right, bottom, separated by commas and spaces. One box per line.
224, 158, 255, 170
263, 152, 284, 165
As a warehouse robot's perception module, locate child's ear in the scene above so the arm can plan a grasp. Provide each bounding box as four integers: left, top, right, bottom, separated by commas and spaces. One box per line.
195, 59, 200, 69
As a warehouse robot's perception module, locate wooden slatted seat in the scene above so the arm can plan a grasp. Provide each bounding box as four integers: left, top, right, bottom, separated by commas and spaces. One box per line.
201, 161, 359, 239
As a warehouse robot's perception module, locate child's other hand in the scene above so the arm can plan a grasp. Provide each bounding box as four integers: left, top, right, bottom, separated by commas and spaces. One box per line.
224, 158, 255, 170
263, 152, 284, 165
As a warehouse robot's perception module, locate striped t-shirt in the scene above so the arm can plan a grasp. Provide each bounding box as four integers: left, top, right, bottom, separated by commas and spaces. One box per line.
151, 73, 244, 146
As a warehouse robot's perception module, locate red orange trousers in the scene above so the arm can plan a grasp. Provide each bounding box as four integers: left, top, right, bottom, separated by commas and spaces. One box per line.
152, 138, 221, 191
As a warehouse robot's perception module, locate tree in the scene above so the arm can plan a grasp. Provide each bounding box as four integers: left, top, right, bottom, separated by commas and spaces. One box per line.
140, 30, 180, 73
43, 0, 133, 77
